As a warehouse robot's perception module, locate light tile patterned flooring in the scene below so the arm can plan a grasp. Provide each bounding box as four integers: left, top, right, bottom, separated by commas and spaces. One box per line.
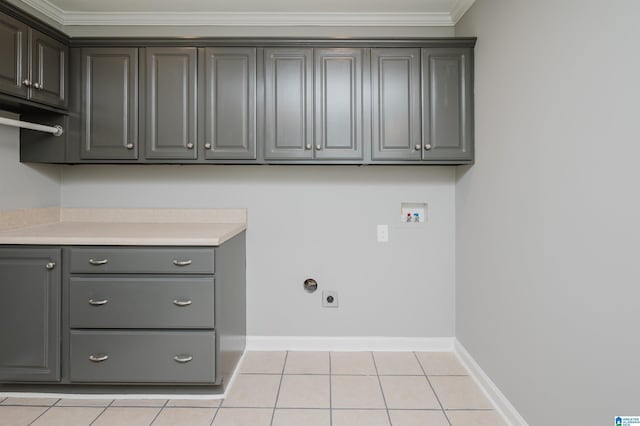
0, 351, 506, 426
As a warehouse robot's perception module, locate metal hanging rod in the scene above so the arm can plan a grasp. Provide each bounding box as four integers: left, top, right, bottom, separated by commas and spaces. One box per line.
0, 117, 64, 137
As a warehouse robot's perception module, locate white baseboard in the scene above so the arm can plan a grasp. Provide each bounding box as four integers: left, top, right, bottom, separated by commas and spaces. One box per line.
454, 339, 529, 426
246, 336, 455, 352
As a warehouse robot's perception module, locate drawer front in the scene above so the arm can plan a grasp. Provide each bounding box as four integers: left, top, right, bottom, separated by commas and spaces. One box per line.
69, 247, 215, 274
69, 277, 215, 329
70, 331, 215, 383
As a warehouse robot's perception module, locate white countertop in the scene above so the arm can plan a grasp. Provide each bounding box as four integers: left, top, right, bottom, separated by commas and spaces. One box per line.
0, 208, 247, 246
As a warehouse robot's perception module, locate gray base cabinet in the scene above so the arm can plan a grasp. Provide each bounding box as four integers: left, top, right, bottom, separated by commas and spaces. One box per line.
0, 234, 246, 389
0, 248, 60, 382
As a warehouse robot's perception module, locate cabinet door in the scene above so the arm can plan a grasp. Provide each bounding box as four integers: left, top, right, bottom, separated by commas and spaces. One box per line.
0, 248, 60, 382
29, 29, 67, 108
202, 47, 256, 160
264, 48, 313, 160
144, 47, 197, 160
371, 48, 421, 161
0, 12, 28, 98
421, 48, 473, 161
314, 48, 363, 160
80, 48, 138, 160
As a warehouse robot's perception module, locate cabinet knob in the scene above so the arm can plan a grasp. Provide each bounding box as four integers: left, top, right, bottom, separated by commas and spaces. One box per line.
33, 82, 41, 90
204, 143, 212, 150
126, 143, 134, 150
424, 144, 432, 151
22, 79, 32, 87
316, 144, 322, 150
414, 144, 421, 151
45, 262, 55, 270
305, 144, 312, 150
186, 142, 194, 150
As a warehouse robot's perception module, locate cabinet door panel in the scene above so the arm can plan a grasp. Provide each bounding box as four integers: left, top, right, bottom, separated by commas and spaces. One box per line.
80, 48, 138, 160
422, 48, 473, 161
264, 48, 313, 160
371, 48, 421, 161
144, 47, 197, 159
0, 13, 28, 98
29, 29, 67, 108
314, 48, 363, 160
203, 47, 256, 159
0, 248, 60, 382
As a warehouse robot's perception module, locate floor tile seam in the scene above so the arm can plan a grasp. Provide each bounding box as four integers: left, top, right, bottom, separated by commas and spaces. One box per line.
148, 399, 169, 425
89, 398, 115, 426
370, 352, 393, 426
27, 401, 57, 426
328, 352, 333, 426
269, 350, 289, 426
413, 351, 452, 426
445, 408, 497, 411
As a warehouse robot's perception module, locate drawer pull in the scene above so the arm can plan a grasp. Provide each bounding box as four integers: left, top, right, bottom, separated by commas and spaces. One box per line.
172, 259, 192, 267
88, 258, 109, 266
173, 299, 193, 307
89, 354, 109, 362
173, 355, 193, 363
88, 299, 109, 306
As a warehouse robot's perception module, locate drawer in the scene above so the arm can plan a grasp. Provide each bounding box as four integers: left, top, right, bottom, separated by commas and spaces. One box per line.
69, 247, 215, 274
69, 276, 215, 329
70, 330, 216, 383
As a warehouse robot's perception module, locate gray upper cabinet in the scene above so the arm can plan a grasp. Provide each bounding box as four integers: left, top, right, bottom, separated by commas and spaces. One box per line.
371, 48, 421, 161
80, 48, 138, 160
143, 47, 197, 160
28, 29, 67, 108
202, 47, 256, 160
264, 48, 313, 160
314, 48, 364, 161
0, 12, 28, 98
0, 12, 67, 109
0, 247, 60, 382
421, 48, 473, 161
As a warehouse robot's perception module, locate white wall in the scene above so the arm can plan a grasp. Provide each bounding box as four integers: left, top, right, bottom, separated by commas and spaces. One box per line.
455, 0, 640, 424
62, 165, 456, 337
0, 111, 61, 209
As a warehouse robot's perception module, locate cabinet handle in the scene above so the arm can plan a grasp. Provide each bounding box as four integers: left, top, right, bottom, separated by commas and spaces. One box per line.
414, 144, 421, 151
424, 144, 432, 151
173, 355, 193, 363
33, 82, 41, 90
173, 259, 192, 267
89, 354, 109, 362
305, 144, 312, 150
204, 143, 212, 149
88, 258, 108, 265
173, 299, 193, 307
22, 79, 32, 87
88, 299, 109, 306
186, 142, 194, 150
45, 262, 56, 270
316, 144, 322, 150
126, 143, 134, 149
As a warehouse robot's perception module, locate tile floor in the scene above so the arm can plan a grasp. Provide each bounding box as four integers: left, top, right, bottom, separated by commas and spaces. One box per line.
0, 351, 506, 426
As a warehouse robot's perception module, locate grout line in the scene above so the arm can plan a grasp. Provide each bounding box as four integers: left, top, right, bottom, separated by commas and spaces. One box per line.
0, 397, 5, 403
27, 398, 59, 425
413, 352, 451, 426
148, 399, 169, 425
269, 351, 289, 426
89, 398, 114, 426
370, 352, 393, 426
209, 402, 220, 426
329, 352, 333, 426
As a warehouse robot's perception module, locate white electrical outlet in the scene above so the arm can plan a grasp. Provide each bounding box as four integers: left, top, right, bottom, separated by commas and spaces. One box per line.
322, 291, 338, 308
377, 224, 389, 242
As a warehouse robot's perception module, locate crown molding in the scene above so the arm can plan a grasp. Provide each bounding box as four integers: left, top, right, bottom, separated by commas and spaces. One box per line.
14, 0, 477, 27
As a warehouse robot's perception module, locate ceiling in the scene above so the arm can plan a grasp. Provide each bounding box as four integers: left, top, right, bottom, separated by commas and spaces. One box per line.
15, 0, 476, 27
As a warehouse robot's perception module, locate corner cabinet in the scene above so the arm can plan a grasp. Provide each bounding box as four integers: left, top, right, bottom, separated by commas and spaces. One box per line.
0, 247, 61, 382
0, 11, 67, 109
